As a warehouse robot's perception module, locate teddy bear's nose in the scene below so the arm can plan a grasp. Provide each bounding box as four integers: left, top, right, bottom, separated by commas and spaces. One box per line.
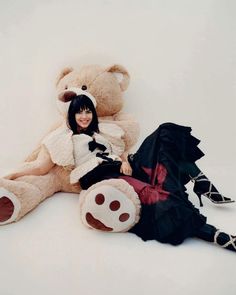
58, 91, 77, 102
81, 85, 87, 91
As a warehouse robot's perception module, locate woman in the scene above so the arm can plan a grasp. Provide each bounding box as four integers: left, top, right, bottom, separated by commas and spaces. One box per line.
67, 95, 236, 253
6, 95, 236, 253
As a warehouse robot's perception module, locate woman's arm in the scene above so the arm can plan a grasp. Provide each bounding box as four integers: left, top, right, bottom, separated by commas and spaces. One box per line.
4, 146, 55, 180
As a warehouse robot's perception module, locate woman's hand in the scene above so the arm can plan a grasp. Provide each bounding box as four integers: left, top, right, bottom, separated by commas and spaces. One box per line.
120, 161, 132, 176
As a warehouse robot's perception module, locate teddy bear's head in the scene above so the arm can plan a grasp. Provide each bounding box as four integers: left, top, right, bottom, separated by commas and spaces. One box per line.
56, 64, 130, 117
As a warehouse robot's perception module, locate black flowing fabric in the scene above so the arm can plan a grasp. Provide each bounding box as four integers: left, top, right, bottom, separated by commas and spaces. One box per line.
128, 123, 207, 245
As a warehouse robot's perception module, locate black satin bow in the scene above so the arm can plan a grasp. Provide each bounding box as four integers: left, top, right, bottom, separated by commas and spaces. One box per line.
88, 139, 107, 152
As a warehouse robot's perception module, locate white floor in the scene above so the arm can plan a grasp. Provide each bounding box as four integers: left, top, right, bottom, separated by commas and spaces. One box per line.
0, 167, 236, 295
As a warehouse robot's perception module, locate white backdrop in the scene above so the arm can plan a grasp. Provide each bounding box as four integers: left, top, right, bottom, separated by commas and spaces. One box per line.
0, 0, 235, 169
0, 1, 236, 295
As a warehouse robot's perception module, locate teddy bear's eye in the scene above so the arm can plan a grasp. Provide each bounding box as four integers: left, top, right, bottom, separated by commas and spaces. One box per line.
82, 85, 87, 91
65, 85, 68, 90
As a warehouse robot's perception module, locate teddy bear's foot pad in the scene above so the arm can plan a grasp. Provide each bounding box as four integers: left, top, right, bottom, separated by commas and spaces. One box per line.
0, 188, 21, 225
79, 180, 141, 232
85, 211, 113, 231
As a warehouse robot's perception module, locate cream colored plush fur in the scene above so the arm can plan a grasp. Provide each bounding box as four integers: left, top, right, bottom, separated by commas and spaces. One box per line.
0, 64, 140, 226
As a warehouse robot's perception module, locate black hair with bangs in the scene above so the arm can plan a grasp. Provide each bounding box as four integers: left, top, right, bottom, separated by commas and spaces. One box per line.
67, 95, 99, 136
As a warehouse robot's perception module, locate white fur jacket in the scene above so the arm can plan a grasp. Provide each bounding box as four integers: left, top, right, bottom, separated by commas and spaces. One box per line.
42, 122, 126, 184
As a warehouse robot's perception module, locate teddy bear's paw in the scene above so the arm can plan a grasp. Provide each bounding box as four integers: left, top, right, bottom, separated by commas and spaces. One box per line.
0, 188, 21, 225
79, 179, 141, 232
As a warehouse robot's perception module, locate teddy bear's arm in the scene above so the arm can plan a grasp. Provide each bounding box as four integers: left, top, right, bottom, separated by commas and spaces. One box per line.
114, 120, 139, 174
100, 113, 140, 151
114, 119, 140, 152
25, 119, 64, 162
4, 146, 55, 180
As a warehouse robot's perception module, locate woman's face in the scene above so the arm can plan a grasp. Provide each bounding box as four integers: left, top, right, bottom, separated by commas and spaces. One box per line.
75, 108, 93, 129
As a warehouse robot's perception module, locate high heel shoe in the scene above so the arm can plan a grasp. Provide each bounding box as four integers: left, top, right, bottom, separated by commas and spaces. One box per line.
190, 172, 235, 207
196, 224, 236, 253
214, 230, 236, 252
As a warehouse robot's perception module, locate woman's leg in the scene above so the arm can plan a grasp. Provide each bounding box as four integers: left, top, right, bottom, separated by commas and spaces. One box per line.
196, 223, 236, 253
130, 123, 234, 206
179, 162, 234, 207
179, 162, 201, 179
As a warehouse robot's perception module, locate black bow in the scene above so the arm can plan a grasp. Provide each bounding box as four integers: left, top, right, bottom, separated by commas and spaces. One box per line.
88, 139, 107, 152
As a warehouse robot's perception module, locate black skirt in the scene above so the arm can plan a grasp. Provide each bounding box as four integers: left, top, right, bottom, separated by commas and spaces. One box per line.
128, 123, 207, 245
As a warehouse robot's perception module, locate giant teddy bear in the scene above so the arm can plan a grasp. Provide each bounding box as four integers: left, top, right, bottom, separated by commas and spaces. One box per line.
0, 64, 141, 232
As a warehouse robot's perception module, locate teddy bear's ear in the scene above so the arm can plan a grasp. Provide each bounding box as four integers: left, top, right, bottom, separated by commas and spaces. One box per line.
106, 64, 130, 91
56, 67, 74, 86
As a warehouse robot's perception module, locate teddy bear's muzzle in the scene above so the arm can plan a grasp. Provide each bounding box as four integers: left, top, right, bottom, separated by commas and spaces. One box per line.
58, 90, 77, 102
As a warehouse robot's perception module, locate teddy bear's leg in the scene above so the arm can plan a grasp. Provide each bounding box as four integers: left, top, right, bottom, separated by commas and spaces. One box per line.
79, 179, 141, 233
0, 170, 62, 225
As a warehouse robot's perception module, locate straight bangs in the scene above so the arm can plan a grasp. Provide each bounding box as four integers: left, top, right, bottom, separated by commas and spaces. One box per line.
72, 95, 95, 113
